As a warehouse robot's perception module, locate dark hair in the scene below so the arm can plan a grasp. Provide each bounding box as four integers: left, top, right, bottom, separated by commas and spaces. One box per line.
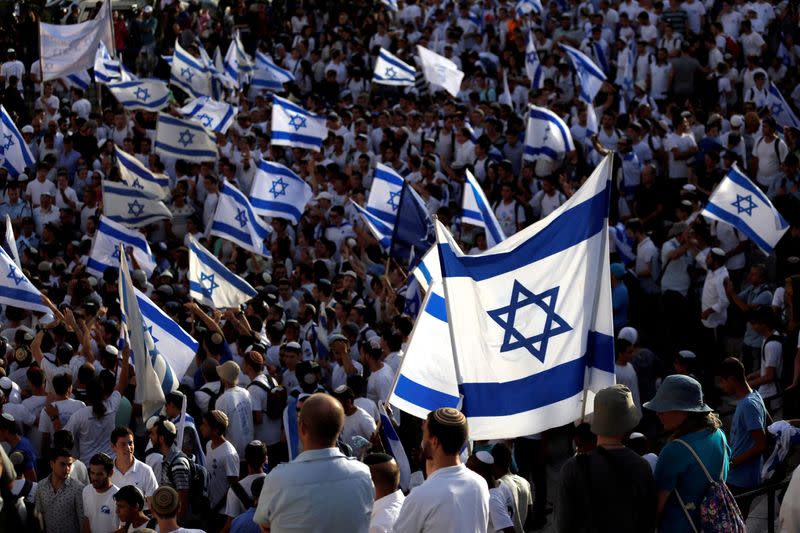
490, 442, 513, 471
52, 373, 72, 395
53, 429, 75, 449
671, 412, 722, 439
245, 441, 268, 470
111, 426, 134, 445
86, 377, 108, 418
426, 412, 468, 455
50, 447, 72, 462
89, 452, 114, 474
718, 357, 747, 383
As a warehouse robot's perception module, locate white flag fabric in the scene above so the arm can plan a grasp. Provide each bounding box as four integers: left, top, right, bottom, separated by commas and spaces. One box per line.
767, 83, 800, 130
498, 71, 512, 106
210, 181, 272, 257
561, 43, 607, 104
366, 163, 404, 228
249, 160, 313, 225
525, 32, 545, 89
435, 155, 616, 439
170, 40, 212, 98
251, 53, 295, 92
108, 79, 170, 111
155, 113, 217, 162
188, 235, 257, 308
377, 402, 412, 491
0, 106, 36, 177
417, 45, 465, 97
102, 180, 172, 228
411, 246, 441, 292
3, 215, 20, 268
40, 0, 113, 81
0, 245, 51, 315
389, 281, 460, 418
115, 145, 170, 199
270, 95, 327, 151
224, 30, 254, 84
87, 216, 156, 278
462, 170, 506, 248
373, 48, 416, 86
702, 165, 789, 253
524, 105, 575, 161
352, 202, 393, 251
179, 97, 238, 134
515, 0, 543, 16
136, 287, 198, 382
65, 70, 92, 91
94, 41, 125, 84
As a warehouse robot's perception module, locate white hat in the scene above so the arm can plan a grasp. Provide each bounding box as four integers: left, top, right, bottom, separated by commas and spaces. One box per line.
617, 326, 638, 345
21, 125, 34, 134
475, 451, 494, 465
315, 191, 332, 201
143, 5, 153, 13
730, 115, 744, 128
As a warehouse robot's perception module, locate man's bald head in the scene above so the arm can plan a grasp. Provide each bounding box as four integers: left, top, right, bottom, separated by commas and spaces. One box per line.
298, 393, 345, 448
364, 453, 400, 497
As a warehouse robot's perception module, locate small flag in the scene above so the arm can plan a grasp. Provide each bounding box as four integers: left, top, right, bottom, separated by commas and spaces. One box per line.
87, 215, 156, 278
367, 163, 404, 227
373, 48, 416, 86
249, 160, 313, 225
0, 105, 35, 177
170, 40, 212, 98
411, 246, 441, 292
462, 169, 506, 248
252, 52, 294, 92
417, 45, 465, 98
154, 113, 217, 162
498, 70, 512, 107
270, 95, 327, 151
2, 215, 20, 268
378, 402, 412, 490
390, 184, 435, 266
524, 105, 575, 161
352, 201, 393, 251
0, 245, 51, 315
64, 70, 92, 91
223, 30, 254, 84
515, 0, 543, 17
210, 181, 272, 257
179, 96, 238, 134
115, 145, 170, 199
188, 234, 256, 308
94, 41, 124, 84
766, 83, 800, 130
525, 32, 544, 89
107, 79, 170, 111
561, 43, 607, 104
101, 180, 172, 228
284, 395, 300, 460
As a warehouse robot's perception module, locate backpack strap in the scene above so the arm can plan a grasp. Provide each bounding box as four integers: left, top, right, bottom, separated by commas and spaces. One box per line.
230, 480, 253, 509
19, 479, 33, 499
673, 437, 718, 483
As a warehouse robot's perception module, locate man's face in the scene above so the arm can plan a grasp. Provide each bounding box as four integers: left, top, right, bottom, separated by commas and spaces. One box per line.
113, 434, 135, 461
89, 464, 110, 490
115, 500, 138, 523
51, 456, 74, 480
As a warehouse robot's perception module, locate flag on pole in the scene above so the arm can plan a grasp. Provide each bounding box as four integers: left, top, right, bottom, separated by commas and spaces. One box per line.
270, 95, 327, 151
94, 41, 124, 84
115, 145, 170, 199
223, 31, 254, 83
210, 181, 272, 257
561, 43, 607, 104
178, 97, 238, 134
170, 40, 212, 98
136, 287, 198, 382
416, 45, 465, 97
0, 245, 51, 315
0, 106, 35, 177
372, 48, 416, 86
352, 201, 393, 251
102, 180, 172, 228
390, 184, 435, 265
434, 155, 616, 439
515, 0, 543, 17
2, 215, 20, 268
498, 70, 513, 107
249, 160, 313, 224
525, 32, 545, 89
188, 234, 256, 308
462, 170, 506, 248
155, 113, 217, 162
107, 79, 169, 111
766, 83, 800, 130
701, 165, 789, 253
87, 215, 157, 278
377, 402, 412, 490
65, 71, 92, 91
251, 52, 294, 92
411, 246, 441, 292
366, 163, 404, 227
524, 105, 575, 161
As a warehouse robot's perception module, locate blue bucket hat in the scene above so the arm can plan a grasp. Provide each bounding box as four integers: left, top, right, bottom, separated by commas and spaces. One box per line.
643, 375, 711, 413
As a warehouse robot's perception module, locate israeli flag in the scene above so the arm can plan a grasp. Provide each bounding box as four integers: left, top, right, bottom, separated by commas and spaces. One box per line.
65, 70, 92, 91
524, 105, 575, 161
223, 30, 254, 84
561, 43, 607, 104
0, 106, 35, 177
498, 71, 512, 107
378, 402, 412, 490
2, 215, 20, 268
284, 395, 300, 460
373, 48, 416, 87
249, 160, 313, 225
367, 163, 404, 227
609, 222, 635, 265
179, 97, 237, 134
102, 180, 172, 228
389, 281, 460, 418
702, 165, 789, 254
188, 235, 256, 308
170, 40, 212, 98
381, 0, 398, 11
411, 246, 441, 292
108, 79, 170, 111
417, 45, 465, 98
210, 181, 272, 257
87, 215, 156, 278
251, 53, 294, 92
0, 245, 51, 315
619, 45, 635, 103
94, 42, 123, 84
155, 113, 217, 162
515, 0, 543, 17
766, 83, 800, 130
525, 32, 544, 89
115, 145, 170, 199
270, 95, 327, 151
462, 170, 506, 248
352, 201, 393, 250
435, 155, 616, 439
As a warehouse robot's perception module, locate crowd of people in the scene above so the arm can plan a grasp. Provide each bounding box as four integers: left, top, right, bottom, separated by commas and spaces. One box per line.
0, 0, 800, 531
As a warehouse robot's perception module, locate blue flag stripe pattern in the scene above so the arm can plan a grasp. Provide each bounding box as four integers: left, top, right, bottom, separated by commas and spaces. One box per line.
188, 234, 257, 308
249, 160, 313, 225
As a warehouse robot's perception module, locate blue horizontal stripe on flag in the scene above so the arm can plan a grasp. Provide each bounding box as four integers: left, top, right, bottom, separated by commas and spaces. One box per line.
703, 203, 772, 254
158, 114, 212, 135
117, 152, 170, 186
378, 51, 416, 76
529, 108, 572, 149
98, 220, 148, 249
562, 46, 606, 80
524, 146, 560, 159
1, 111, 35, 168
441, 186, 609, 280
154, 141, 216, 160
375, 168, 404, 186
426, 292, 447, 322
189, 281, 213, 302
219, 187, 272, 240
190, 242, 258, 296
727, 167, 780, 217
0, 288, 46, 307
468, 181, 504, 244
104, 184, 162, 200
459, 330, 614, 417
249, 198, 303, 222
271, 131, 323, 148
86, 257, 112, 275
211, 221, 267, 253
118, 96, 169, 111
461, 208, 482, 222
106, 214, 169, 226
366, 206, 397, 225
274, 96, 319, 118
138, 295, 199, 350
393, 374, 461, 411
417, 261, 433, 284
174, 48, 208, 72
258, 161, 301, 181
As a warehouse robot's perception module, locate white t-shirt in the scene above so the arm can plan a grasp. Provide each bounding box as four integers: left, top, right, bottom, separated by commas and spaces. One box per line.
354, 397, 379, 422
615, 362, 642, 416
341, 406, 377, 447
758, 338, 783, 399
488, 484, 515, 533
64, 391, 121, 464
665, 132, 696, 179
38, 397, 85, 436
206, 440, 240, 508
494, 200, 525, 237
367, 364, 395, 404
753, 136, 788, 186
224, 472, 265, 518
247, 376, 282, 446
215, 386, 254, 456
82, 484, 119, 533
331, 360, 363, 391
112, 458, 159, 499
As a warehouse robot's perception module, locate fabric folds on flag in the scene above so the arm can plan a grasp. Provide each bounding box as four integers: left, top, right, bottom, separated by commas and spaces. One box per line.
462, 170, 506, 248
410, 246, 441, 292
525, 32, 544, 89
524, 105, 575, 161
766, 83, 800, 130
251, 53, 294, 91
416, 45, 465, 98
155, 113, 217, 162
367, 163, 404, 227
188, 234, 256, 308
373, 48, 416, 86
352, 202, 393, 251
170, 40, 212, 98
390, 184, 435, 265
0, 105, 35, 177
87, 215, 156, 278
115, 145, 170, 199
209, 181, 272, 257
0, 245, 51, 315
179, 97, 237, 134
108, 79, 170, 111
378, 402, 412, 491
270, 95, 327, 151
2, 215, 20, 268
102, 180, 172, 228
249, 160, 313, 225
561, 43, 607, 104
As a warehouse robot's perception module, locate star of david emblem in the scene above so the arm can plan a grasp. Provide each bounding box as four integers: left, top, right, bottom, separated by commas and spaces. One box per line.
384, 66, 397, 79
387, 190, 401, 211
288, 114, 307, 132
131, 178, 145, 190
134, 87, 150, 102
7, 265, 24, 286
178, 129, 194, 147
526, 52, 537, 64
199, 272, 219, 297
235, 208, 248, 228
771, 102, 783, 116
487, 281, 572, 363
269, 177, 289, 199
196, 113, 213, 128
145, 325, 159, 344
112, 247, 121, 260
732, 194, 757, 216
3, 134, 14, 150
128, 200, 145, 216
180, 67, 194, 82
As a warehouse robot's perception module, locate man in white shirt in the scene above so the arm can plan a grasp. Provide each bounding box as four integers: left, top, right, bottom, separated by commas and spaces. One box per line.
365, 453, 405, 533
394, 408, 490, 533
222, 440, 267, 532
0, 48, 25, 91
82, 453, 119, 533
214, 361, 254, 457
615, 327, 643, 416
751, 118, 788, 189
364, 340, 395, 405
701, 248, 730, 339
746, 307, 783, 400
200, 410, 240, 523
333, 385, 377, 448
110, 426, 158, 501
491, 443, 532, 533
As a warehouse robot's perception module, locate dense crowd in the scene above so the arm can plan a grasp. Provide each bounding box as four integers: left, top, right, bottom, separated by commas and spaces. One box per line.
1, 0, 800, 532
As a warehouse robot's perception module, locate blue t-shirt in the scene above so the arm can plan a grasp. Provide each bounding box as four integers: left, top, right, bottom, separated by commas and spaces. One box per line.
727, 391, 766, 489
655, 429, 729, 533
230, 507, 259, 533
11, 436, 37, 476
612, 283, 629, 330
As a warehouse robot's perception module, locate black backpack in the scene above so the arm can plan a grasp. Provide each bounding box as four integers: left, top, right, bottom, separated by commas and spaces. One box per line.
197, 383, 222, 412
166, 451, 210, 513
2, 480, 38, 532
249, 378, 287, 420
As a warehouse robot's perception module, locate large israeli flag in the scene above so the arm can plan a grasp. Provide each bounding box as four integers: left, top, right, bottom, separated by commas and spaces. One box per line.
435, 155, 616, 439
411, 246, 441, 292
0, 245, 51, 315
188, 235, 256, 308
136, 287, 197, 383
561, 44, 607, 104
170, 40, 212, 98
65, 70, 92, 91
251, 52, 294, 92
417, 45, 465, 97
271, 95, 327, 151
352, 201, 393, 251
102, 181, 172, 228
210, 181, 272, 257
766, 83, 800, 130
702, 165, 789, 253
524, 105, 575, 161
87, 216, 156, 278
155, 113, 217, 162
115, 145, 170, 199
0, 106, 35, 177
462, 170, 506, 248
249, 160, 313, 225
108, 79, 170, 111
525, 32, 544, 89
373, 48, 416, 86
179, 97, 237, 134
367, 163, 404, 227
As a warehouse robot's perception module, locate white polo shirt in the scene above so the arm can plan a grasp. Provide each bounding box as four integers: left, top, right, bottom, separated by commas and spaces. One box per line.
112, 458, 159, 499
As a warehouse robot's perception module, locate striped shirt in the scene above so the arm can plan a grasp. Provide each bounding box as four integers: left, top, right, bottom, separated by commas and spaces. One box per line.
159, 445, 192, 491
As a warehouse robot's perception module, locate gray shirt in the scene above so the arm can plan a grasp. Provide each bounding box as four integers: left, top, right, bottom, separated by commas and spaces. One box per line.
34, 475, 85, 533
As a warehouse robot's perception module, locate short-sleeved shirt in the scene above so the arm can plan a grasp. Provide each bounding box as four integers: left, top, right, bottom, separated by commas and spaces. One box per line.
728, 392, 767, 489
159, 446, 192, 491
35, 475, 85, 533
224, 472, 265, 518
759, 338, 783, 399
207, 440, 240, 508
82, 484, 119, 533
10, 436, 37, 475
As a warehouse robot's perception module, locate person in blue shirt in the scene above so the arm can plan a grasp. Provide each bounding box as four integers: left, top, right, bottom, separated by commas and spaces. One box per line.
230, 476, 265, 533
610, 262, 629, 332
0, 412, 37, 480
718, 357, 767, 516
644, 375, 730, 533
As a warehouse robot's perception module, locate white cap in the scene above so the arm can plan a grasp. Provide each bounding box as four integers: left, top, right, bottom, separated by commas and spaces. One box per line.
143, 5, 153, 13
0, 377, 12, 390
475, 451, 494, 465
678, 350, 697, 359
730, 115, 744, 128
315, 191, 332, 201
617, 326, 638, 345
